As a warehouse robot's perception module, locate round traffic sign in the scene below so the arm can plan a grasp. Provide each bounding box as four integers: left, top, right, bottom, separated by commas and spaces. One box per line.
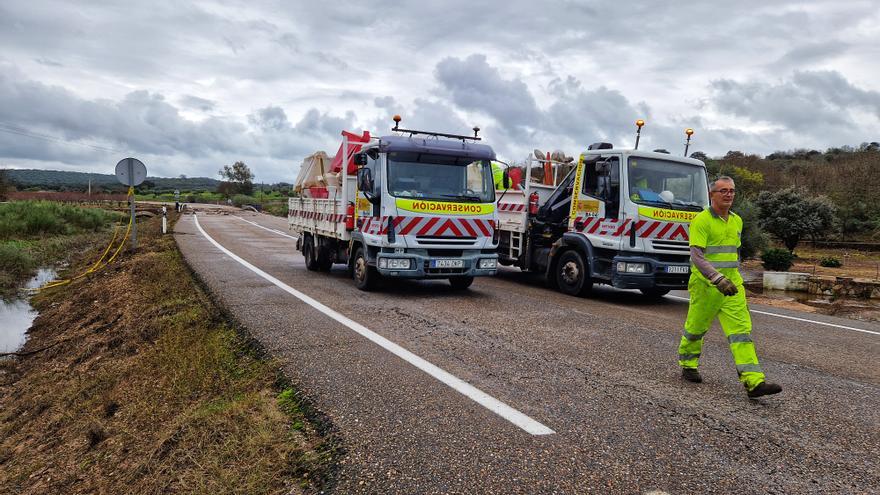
115, 157, 147, 186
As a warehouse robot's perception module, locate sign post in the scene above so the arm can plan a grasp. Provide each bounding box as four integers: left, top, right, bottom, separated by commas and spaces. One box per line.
115, 157, 147, 251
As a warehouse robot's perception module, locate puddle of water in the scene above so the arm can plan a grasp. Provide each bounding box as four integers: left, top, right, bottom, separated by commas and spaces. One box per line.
1, 268, 57, 354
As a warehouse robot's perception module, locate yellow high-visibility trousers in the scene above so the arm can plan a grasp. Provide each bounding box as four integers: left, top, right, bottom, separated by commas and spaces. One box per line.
678, 279, 766, 390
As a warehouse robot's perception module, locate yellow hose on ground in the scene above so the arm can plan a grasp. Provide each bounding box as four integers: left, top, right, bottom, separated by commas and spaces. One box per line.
38, 187, 136, 291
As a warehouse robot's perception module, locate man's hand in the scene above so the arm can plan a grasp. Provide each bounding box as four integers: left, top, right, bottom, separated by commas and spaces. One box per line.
711, 274, 738, 296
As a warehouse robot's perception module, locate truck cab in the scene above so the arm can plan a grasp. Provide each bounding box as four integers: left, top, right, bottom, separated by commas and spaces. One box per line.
497, 143, 708, 298
352, 135, 500, 289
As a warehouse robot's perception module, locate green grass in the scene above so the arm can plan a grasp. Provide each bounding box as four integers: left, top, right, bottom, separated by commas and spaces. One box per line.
0, 201, 123, 297
0, 201, 123, 239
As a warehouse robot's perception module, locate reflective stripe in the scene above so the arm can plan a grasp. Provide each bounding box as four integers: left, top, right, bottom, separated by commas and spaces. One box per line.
728, 334, 753, 344
705, 245, 738, 254
736, 363, 763, 373
678, 353, 701, 361
683, 330, 704, 341
710, 261, 740, 268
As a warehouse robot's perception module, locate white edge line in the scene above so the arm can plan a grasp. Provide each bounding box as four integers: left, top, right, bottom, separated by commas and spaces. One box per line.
667, 294, 880, 336
193, 214, 554, 436
234, 214, 299, 241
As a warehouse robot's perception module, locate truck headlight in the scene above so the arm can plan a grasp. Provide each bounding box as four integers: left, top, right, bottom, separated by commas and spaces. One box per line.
616, 262, 647, 274
479, 258, 497, 269
383, 258, 412, 269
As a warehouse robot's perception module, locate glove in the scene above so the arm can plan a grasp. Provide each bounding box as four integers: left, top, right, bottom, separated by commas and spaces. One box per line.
711, 274, 738, 296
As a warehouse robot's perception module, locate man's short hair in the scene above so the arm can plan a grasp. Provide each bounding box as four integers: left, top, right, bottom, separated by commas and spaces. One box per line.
710, 176, 735, 191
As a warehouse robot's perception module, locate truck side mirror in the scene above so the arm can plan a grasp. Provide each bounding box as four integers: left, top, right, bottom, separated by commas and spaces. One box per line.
595, 160, 612, 175
353, 153, 368, 166
357, 168, 376, 203
502, 169, 510, 189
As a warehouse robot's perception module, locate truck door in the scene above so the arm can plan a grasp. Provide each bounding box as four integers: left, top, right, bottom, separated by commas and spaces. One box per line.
570, 154, 626, 250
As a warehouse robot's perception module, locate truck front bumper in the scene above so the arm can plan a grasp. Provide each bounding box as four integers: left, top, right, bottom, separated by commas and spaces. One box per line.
375, 251, 498, 279
610, 255, 690, 290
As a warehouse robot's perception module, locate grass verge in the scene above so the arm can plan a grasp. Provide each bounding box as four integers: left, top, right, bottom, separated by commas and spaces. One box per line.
0, 201, 125, 297
0, 211, 333, 494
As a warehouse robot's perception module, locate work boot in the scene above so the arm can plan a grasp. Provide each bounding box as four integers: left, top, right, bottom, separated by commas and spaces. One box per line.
681, 368, 702, 383
747, 381, 782, 398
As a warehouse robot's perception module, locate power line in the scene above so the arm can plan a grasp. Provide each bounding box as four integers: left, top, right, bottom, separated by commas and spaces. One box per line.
0, 122, 125, 154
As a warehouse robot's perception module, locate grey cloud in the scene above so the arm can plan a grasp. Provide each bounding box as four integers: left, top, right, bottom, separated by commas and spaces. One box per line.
0, 68, 252, 162
249, 105, 291, 131
545, 76, 645, 144
774, 41, 849, 69
709, 70, 880, 134
435, 54, 540, 136
179, 95, 216, 112
293, 108, 356, 137
34, 58, 62, 67
374, 96, 397, 110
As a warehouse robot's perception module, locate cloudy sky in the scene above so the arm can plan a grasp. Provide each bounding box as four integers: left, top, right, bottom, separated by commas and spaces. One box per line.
1, 1, 879, 182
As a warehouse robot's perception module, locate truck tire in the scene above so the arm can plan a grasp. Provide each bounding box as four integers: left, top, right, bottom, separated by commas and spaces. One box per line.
303, 235, 319, 271
353, 247, 380, 291
316, 245, 333, 272
448, 276, 474, 290
555, 250, 592, 297
640, 288, 670, 299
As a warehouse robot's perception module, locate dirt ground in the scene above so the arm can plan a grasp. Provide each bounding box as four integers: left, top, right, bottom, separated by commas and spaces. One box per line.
741, 246, 880, 322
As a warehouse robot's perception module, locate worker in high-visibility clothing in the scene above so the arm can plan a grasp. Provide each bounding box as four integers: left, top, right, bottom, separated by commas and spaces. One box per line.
491, 161, 508, 190
678, 176, 782, 398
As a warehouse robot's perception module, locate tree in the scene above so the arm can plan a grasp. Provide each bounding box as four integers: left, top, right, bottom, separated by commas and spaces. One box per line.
755, 187, 837, 252
218, 161, 254, 196
0, 168, 9, 200
689, 151, 709, 162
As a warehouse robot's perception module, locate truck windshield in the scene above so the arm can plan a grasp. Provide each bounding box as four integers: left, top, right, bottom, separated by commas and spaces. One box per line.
627, 157, 708, 210
387, 152, 495, 203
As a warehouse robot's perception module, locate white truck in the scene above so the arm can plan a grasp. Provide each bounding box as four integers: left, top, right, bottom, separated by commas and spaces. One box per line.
289, 118, 501, 291
495, 125, 709, 298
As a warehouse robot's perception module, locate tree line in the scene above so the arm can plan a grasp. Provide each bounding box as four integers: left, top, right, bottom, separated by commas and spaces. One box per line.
696, 143, 880, 255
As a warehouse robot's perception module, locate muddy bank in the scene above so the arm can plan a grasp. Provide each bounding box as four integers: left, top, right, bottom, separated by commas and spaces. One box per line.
0, 212, 331, 494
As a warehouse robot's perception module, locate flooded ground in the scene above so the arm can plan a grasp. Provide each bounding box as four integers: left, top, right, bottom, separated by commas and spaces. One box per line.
0, 268, 56, 354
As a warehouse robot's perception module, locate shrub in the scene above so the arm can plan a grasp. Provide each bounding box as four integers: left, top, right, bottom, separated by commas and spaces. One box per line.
755, 188, 837, 252
0, 241, 35, 278
819, 256, 842, 268
761, 248, 795, 271
0, 201, 121, 239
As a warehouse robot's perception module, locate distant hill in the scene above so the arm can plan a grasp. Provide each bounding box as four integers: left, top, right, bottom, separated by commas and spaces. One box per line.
4, 169, 220, 192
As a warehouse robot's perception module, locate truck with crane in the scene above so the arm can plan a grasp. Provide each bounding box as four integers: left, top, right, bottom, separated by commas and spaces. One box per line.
289, 116, 502, 291
494, 122, 709, 298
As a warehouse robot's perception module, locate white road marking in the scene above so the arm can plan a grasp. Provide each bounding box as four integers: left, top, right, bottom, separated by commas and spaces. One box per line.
667, 294, 880, 336
234, 215, 299, 241
193, 214, 555, 436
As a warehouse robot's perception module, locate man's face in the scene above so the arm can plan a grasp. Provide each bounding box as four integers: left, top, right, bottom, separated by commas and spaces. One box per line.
711, 179, 736, 209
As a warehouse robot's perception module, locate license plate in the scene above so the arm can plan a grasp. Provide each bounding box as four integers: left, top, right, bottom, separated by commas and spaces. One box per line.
666, 265, 689, 274
430, 259, 464, 268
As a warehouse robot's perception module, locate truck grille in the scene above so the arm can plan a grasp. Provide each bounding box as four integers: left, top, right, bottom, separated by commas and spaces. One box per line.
651, 239, 690, 253
415, 235, 477, 246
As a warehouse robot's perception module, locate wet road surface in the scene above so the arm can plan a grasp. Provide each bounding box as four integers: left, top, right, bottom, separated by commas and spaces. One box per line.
174, 208, 880, 494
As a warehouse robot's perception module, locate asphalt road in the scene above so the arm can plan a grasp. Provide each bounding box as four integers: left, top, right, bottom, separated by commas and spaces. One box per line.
174, 208, 880, 495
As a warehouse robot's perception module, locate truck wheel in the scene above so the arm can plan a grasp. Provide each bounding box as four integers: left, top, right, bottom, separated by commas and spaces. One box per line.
555, 250, 592, 297
448, 276, 474, 290
316, 246, 333, 272
640, 288, 670, 299
353, 247, 380, 291
303, 236, 319, 271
